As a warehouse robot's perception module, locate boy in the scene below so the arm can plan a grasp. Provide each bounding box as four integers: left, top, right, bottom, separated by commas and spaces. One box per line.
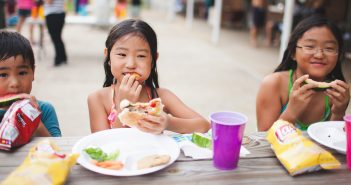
0, 31, 61, 136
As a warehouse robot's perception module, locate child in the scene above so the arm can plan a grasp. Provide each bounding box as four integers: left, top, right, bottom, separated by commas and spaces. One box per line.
0, 31, 61, 136
88, 19, 210, 134
249, 0, 267, 47
16, 0, 33, 33
256, 15, 350, 131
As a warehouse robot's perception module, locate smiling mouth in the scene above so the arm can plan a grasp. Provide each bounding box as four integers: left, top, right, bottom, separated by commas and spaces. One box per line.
310, 62, 326, 66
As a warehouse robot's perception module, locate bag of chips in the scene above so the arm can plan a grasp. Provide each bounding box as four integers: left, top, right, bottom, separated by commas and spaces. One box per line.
0, 99, 41, 150
1, 139, 79, 185
266, 119, 340, 176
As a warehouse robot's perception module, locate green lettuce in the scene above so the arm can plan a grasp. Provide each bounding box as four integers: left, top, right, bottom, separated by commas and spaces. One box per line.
84, 147, 120, 162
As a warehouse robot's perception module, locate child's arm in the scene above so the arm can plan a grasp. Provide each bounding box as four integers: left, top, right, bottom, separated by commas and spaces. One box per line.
138, 88, 210, 134
326, 80, 350, 120
34, 121, 50, 137
256, 74, 283, 131
88, 91, 111, 132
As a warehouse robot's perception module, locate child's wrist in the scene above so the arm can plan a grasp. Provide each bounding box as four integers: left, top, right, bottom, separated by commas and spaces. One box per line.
279, 109, 297, 123
330, 112, 345, 120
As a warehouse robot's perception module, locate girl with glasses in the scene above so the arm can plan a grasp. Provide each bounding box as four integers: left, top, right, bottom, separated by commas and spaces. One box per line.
256, 15, 350, 131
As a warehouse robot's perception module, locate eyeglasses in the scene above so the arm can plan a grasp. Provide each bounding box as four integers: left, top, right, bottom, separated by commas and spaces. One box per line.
296, 45, 338, 56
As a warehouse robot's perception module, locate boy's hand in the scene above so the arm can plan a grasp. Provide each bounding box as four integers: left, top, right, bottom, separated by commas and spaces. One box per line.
325, 80, 350, 118
136, 113, 169, 135
28, 95, 40, 110
286, 75, 317, 120
116, 74, 142, 106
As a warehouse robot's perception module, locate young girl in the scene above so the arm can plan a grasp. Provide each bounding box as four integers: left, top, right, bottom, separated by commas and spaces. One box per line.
0, 31, 61, 137
256, 15, 350, 131
88, 19, 210, 134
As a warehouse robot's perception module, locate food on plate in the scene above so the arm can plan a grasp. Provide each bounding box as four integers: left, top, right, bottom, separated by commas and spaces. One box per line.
192, 132, 212, 149
0, 99, 41, 151
0, 93, 28, 108
84, 147, 124, 170
92, 160, 124, 170
84, 147, 120, 162
266, 119, 340, 176
304, 79, 332, 91
137, 154, 171, 170
118, 98, 164, 127
1, 139, 79, 185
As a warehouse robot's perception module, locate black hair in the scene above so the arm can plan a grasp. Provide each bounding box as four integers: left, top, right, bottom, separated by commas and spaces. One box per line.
103, 19, 159, 96
275, 15, 345, 81
0, 31, 35, 70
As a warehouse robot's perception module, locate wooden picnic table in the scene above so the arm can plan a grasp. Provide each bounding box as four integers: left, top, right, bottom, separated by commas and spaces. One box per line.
0, 132, 350, 185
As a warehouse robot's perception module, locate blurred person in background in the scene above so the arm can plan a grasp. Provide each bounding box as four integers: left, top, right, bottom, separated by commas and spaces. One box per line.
115, 0, 127, 20
16, 0, 33, 34
44, 0, 67, 67
249, 0, 267, 47
30, 0, 45, 46
0, 0, 5, 29
6, 0, 18, 27
130, 0, 141, 19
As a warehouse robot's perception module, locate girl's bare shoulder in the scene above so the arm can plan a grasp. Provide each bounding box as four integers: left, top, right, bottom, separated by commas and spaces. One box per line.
261, 71, 289, 89
88, 87, 111, 105
155, 88, 180, 105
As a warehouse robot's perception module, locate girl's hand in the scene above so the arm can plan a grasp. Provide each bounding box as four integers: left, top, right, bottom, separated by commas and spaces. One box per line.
116, 74, 142, 105
325, 80, 350, 118
284, 75, 317, 120
136, 113, 169, 135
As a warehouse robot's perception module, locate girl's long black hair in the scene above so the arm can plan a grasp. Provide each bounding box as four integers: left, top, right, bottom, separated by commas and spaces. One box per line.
103, 19, 159, 97
275, 15, 345, 81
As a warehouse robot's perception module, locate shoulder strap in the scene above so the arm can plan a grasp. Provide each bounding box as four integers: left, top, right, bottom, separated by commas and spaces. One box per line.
281, 69, 294, 112
322, 96, 331, 121
287, 69, 293, 97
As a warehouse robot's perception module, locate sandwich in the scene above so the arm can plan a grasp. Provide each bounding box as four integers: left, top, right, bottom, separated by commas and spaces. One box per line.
117, 98, 164, 127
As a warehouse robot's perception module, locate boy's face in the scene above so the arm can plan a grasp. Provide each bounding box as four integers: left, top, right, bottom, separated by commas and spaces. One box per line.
0, 56, 34, 97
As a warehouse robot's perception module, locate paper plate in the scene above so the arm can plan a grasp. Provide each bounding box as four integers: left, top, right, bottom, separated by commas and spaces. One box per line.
72, 128, 180, 176
307, 121, 346, 154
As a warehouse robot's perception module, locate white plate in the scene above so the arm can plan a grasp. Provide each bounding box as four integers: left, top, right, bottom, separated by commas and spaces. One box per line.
72, 128, 180, 176
307, 121, 346, 154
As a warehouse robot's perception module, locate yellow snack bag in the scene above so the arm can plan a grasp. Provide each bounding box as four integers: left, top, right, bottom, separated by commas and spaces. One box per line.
1, 139, 79, 185
266, 120, 340, 176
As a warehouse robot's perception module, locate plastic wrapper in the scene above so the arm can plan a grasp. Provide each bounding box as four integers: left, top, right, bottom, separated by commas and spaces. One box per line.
266, 119, 340, 176
0, 99, 41, 150
1, 139, 79, 185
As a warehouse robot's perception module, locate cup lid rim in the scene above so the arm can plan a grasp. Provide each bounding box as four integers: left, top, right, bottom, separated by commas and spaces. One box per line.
209, 111, 247, 126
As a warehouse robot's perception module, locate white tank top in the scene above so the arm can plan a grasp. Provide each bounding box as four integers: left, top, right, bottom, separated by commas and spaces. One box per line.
44, 0, 65, 16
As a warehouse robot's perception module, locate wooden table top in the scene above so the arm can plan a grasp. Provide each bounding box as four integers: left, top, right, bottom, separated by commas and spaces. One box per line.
0, 132, 350, 185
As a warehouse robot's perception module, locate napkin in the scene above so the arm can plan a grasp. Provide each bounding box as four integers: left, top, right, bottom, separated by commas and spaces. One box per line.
171, 133, 251, 160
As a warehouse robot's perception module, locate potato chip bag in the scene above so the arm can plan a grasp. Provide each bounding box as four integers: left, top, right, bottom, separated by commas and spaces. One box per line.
1, 139, 79, 185
266, 119, 340, 176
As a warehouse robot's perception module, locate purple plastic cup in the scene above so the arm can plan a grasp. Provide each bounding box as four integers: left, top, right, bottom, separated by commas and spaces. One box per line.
210, 111, 247, 170
344, 115, 351, 170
